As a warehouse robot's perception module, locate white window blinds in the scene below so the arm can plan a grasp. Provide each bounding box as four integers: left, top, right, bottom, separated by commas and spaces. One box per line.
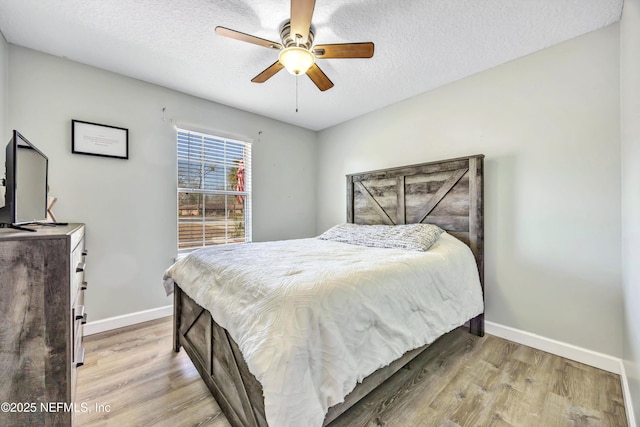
177, 128, 252, 251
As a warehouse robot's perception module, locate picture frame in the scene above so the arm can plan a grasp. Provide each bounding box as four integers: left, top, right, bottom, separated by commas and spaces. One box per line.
72, 120, 129, 159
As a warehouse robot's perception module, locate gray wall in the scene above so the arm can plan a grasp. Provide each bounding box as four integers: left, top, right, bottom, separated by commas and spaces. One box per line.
7, 46, 318, 321
621, 0, 640, 421
316, 25, 622, 356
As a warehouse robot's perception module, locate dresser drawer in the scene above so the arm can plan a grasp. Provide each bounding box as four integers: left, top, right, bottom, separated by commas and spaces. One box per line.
72, 287, 86, 361
70, 338, 84, 406
73, 322, 85, 366
71, 290, 85, 396
70, 237, 87, 305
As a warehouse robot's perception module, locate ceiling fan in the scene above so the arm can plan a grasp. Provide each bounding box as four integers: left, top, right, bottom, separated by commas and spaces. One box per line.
215, 0, 374, 91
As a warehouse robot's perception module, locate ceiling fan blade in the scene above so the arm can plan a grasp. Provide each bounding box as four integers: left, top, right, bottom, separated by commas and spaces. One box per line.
290, 0, 316, 44
313, 42, 374, 59
251, 61, 285, 83
215, 26, 282, 50
306, 63, 334, 91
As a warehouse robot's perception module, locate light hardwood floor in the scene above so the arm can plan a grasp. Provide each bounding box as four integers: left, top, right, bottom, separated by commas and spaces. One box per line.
75, 317, 627, 427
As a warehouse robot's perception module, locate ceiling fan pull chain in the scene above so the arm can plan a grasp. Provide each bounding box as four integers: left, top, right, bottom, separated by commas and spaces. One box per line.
296, 76, 299, 113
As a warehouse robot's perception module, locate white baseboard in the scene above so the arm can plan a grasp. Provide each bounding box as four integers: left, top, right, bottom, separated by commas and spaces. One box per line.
620, 361, 638, 427
83, 305, 173, 336
485, 321, 621, 374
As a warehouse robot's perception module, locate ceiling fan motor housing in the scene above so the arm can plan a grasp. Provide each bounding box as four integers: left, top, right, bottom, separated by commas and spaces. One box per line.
280, 20, 314, 49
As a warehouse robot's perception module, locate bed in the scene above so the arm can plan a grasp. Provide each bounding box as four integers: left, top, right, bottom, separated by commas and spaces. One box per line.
164, 154, 485, 427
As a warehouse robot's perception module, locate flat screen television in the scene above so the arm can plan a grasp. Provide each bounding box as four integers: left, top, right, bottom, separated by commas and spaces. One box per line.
0, 130, 49, 231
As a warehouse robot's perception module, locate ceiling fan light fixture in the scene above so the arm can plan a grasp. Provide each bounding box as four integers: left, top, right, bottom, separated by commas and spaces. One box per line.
278, 46, 315, 75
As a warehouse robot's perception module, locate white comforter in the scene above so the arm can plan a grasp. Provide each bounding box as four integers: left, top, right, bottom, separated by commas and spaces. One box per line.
163, 232, 483, 427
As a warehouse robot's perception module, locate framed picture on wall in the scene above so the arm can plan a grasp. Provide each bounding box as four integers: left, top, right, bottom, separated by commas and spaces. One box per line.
72, 120, 129, 159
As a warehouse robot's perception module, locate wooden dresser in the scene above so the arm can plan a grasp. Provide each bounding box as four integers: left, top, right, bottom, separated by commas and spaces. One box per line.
0, 224, 87, 426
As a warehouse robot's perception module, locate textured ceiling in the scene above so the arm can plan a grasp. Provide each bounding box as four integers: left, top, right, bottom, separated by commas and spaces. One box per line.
0, 0, 623, 131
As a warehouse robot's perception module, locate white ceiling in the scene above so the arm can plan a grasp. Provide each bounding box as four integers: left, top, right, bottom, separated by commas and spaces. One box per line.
0, 0, 623, 131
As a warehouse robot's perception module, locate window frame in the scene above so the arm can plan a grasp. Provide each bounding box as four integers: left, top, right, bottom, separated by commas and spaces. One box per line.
176, 128, 252, 253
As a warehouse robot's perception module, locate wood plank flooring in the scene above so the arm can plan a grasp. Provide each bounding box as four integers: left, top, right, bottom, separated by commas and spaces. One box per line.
75, 317, 627, 427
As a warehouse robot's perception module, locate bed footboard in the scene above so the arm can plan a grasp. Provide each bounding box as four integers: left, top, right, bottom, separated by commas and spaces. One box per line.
173, 284, 476, 427
174, 285, 267, 427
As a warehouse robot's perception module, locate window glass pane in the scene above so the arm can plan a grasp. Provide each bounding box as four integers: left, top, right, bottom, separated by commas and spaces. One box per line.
204, 194, 226, 221
226, 141, 245, 191
227, 159, 245, 192
228, 195, 246, 242
178, 159, 201, 189
178, 192, 203, 249
202, 163, 222, 191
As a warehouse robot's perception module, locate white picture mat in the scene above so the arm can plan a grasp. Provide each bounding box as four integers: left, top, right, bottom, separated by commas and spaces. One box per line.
73, 121, 127, 157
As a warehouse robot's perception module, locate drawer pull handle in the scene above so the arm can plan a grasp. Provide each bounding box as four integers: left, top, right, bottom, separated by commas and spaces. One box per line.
76, 262, 86, 273
82, 312, 88, 325
75, 305, 85, 320
81, 281, 88, 290
82, 249, 88, 256
75, 347, 85, 368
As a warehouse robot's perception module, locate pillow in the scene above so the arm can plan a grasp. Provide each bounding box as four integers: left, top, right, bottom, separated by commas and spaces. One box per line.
317, 223, 444, 251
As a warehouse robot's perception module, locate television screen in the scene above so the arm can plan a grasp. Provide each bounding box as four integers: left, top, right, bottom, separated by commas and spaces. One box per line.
0, 131, 49, 227
15, 136, 48, 223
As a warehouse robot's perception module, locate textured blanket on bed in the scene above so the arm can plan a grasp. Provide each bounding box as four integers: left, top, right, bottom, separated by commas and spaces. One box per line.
163, 232, 483, 427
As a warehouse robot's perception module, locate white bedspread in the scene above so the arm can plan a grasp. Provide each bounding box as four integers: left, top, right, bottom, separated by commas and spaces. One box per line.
163, 232, 483, 427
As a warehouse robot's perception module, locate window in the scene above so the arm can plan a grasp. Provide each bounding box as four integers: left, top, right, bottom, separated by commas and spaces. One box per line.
177, 129, 251, 252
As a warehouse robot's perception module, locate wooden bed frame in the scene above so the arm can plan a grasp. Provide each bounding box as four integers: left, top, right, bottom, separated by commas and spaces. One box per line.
173, 154, 485, 426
